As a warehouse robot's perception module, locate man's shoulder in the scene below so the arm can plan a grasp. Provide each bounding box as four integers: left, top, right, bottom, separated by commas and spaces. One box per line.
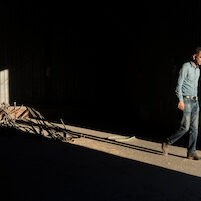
180, 62, 191, 71
182, 62, 191, 68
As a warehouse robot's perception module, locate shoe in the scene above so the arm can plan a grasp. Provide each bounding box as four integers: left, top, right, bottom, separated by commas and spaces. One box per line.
161, 142, 168, 156
187, 152, 201, 160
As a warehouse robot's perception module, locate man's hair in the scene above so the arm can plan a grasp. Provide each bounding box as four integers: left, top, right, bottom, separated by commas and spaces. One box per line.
189, 47, 201, 61
193, 47, 201, 55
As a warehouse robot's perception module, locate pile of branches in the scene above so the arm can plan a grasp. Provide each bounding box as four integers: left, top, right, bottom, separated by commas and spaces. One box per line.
0, 102, 77, 143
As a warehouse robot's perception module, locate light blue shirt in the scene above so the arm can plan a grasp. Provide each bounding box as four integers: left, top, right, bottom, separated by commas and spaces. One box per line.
175, 61, 200, 102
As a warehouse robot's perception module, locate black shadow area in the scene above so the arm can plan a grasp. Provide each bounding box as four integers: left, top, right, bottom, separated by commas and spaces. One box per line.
0, 127, 201, 201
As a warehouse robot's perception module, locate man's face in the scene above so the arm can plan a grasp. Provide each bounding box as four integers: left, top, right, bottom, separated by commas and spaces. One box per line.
194, 51, 201, 65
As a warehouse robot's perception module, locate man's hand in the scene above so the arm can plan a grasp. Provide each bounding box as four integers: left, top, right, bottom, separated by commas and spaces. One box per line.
178, 101, 185, 111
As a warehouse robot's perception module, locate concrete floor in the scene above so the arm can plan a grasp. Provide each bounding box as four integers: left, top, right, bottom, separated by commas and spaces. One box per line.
1, 123, 201, 201
67, 124, 201, 177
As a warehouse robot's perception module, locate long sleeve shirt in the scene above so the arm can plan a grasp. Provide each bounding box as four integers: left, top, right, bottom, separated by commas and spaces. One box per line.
175, 61, 200, 102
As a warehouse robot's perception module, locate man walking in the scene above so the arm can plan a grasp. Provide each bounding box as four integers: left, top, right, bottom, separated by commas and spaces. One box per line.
162, 47, 201, 160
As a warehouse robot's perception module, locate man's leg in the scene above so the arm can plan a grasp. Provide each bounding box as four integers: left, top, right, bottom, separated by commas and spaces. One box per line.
162, 99, 191, 155
167, 111, 191, 144
187, 100, 201, 160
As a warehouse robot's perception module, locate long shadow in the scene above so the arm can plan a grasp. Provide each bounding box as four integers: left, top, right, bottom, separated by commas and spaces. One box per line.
15, 119, 185, 159
61, 119, 201, 156
0, 127, 201, 201
61, 116, 201, 151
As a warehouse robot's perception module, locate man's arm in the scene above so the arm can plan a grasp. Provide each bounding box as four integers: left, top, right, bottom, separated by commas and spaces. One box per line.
175, 64, 188, 102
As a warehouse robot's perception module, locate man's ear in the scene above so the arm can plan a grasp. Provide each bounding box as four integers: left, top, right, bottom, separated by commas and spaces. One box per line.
193, 54, 197, 60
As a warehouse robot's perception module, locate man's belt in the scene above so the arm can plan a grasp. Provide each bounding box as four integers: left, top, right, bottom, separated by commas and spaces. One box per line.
183, 96, 197, 100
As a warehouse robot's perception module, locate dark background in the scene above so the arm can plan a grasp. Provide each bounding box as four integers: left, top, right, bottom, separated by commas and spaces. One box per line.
1, 1, 201, 146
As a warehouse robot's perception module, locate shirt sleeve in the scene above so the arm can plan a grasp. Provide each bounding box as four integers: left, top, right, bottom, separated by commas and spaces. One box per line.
175, 64, 188, 102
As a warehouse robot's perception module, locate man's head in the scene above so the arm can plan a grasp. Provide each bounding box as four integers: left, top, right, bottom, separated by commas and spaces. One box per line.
192, 47, 201, 65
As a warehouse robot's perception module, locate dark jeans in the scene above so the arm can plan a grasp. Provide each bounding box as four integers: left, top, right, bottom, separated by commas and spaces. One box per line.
167, 97, 199, 155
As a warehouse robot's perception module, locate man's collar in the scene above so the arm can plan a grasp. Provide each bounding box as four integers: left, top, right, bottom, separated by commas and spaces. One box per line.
190, 61, 199, 68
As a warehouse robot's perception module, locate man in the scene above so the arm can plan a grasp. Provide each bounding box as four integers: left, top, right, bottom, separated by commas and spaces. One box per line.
162, 47, 201, 160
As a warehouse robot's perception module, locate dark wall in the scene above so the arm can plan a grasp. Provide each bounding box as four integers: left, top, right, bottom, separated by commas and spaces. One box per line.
1, 1, 201, 140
